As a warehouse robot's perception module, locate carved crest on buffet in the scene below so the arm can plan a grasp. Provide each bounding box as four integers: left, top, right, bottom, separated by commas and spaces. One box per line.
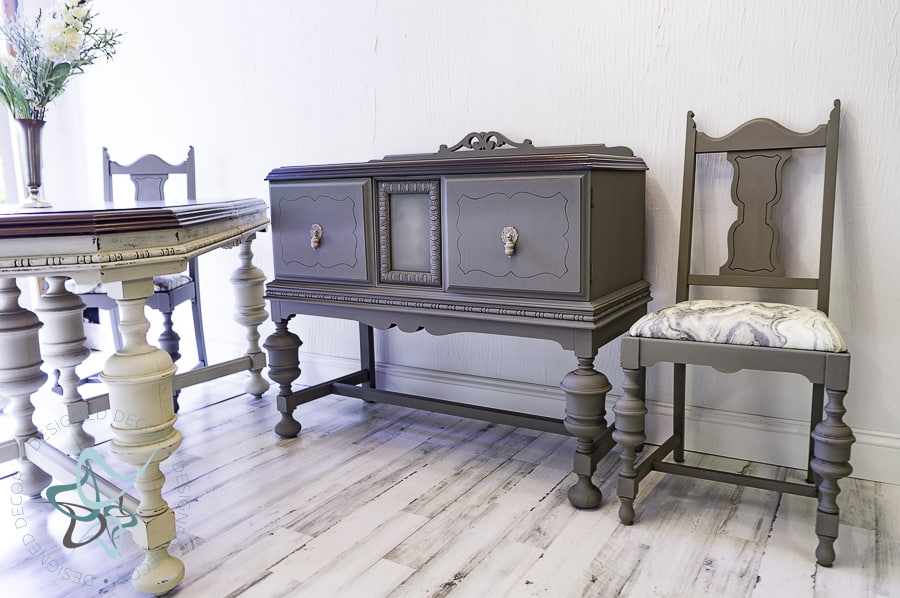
438, 131, 535, 154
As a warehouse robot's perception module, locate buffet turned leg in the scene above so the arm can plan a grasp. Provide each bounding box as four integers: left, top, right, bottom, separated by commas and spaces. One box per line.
0, 277, 51, 497
101, 279, 184, 595
34, 276, 94, 455
263, 318, 302, 438
231, 234, 269, 398
561, 355, 612, 509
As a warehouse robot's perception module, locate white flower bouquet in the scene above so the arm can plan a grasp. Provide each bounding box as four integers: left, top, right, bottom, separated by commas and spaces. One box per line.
0, 0, 120, 120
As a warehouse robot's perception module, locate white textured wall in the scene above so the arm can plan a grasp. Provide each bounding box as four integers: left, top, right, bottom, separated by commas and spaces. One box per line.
38, 0, 900, 483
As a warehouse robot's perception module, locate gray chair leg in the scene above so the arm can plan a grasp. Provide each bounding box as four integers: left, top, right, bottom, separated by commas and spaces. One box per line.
190, 296, 207, 367
807, 384, 825, 484
613, 366, 647, 524
157, 310, 181, 364
157, 310, 182, 412
809, 385, 855, 567
673, 363, 686, 462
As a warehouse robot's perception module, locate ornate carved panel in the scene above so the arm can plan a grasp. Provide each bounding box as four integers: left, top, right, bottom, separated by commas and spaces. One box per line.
377, 180, 441, 286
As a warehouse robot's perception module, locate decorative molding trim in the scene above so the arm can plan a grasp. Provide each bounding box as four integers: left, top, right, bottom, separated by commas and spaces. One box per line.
0, 220, 264, 276
273, 194, 361, 271
377, 180, 441, 286
296, 350, 900, 486
266, 282, 651, 325
454, 190, 572, 280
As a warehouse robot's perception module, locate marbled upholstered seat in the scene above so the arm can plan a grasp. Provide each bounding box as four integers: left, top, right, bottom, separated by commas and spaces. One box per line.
612, 102, 853, 569
629, 299, 846, 352
67, 273, 193, 295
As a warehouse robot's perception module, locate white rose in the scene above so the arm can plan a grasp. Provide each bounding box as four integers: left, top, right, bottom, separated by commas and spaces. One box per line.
59, 28, 83, 62
70, 5, 88, 20
39, 14, 83, 62
39, 16, 67, 40
63, 6, 87, 31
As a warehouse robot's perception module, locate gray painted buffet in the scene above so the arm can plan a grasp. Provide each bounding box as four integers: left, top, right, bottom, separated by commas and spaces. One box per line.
263, 132, 650, 508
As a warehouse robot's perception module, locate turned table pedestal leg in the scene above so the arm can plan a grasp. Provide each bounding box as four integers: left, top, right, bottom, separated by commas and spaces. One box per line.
0, 277, 51, 498
231, 235, 269, 398
562, 355, 611, 509
101, 279, 183, 596
34, 276, 94, 455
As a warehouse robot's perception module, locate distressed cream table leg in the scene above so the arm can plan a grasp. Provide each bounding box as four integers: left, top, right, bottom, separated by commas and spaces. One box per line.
0, 277, 52, 497
34, 275, 94, 455
101, 279, 184, 596
231, 234, 269, 398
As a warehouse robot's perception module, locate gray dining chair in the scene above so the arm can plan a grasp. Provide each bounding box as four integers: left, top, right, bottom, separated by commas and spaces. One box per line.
69, 147, 207, 409
612, 101, 853, 566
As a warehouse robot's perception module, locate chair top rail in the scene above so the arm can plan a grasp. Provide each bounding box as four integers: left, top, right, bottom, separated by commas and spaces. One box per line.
693, 99, 839, 154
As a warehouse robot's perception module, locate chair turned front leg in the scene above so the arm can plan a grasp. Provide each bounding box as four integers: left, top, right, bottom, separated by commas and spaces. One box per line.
612, 367, 647, 525
561, 356, 611, 509
263, 319, 302, 438
157, 310, 181, 364
810, 385, 855, 567
157, 310, 182, 412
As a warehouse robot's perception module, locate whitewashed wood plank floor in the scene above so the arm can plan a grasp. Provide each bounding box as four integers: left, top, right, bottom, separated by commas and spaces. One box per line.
1, 369, 898, 598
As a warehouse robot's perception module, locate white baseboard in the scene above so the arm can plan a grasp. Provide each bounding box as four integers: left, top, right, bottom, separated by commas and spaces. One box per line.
296, 351, 900, 486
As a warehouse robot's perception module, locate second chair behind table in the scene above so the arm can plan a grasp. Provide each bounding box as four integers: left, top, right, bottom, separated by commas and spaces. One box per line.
67, 146, 208, 410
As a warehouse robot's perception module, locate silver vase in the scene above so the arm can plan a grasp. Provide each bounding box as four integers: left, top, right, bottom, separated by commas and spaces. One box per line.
16, 118, 52, 209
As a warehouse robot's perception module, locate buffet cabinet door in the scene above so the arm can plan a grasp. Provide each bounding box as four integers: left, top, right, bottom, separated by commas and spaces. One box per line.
269, 178, 372, 283
444, 174, 585, 296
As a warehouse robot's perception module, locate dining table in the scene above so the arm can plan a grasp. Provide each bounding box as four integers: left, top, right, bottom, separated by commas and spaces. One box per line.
0, 197, 269, 595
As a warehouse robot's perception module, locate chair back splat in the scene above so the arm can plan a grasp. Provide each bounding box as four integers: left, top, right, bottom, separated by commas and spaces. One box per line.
676, 103, 841, 312
613, 100, 853, 568
102, 146, 197, 203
